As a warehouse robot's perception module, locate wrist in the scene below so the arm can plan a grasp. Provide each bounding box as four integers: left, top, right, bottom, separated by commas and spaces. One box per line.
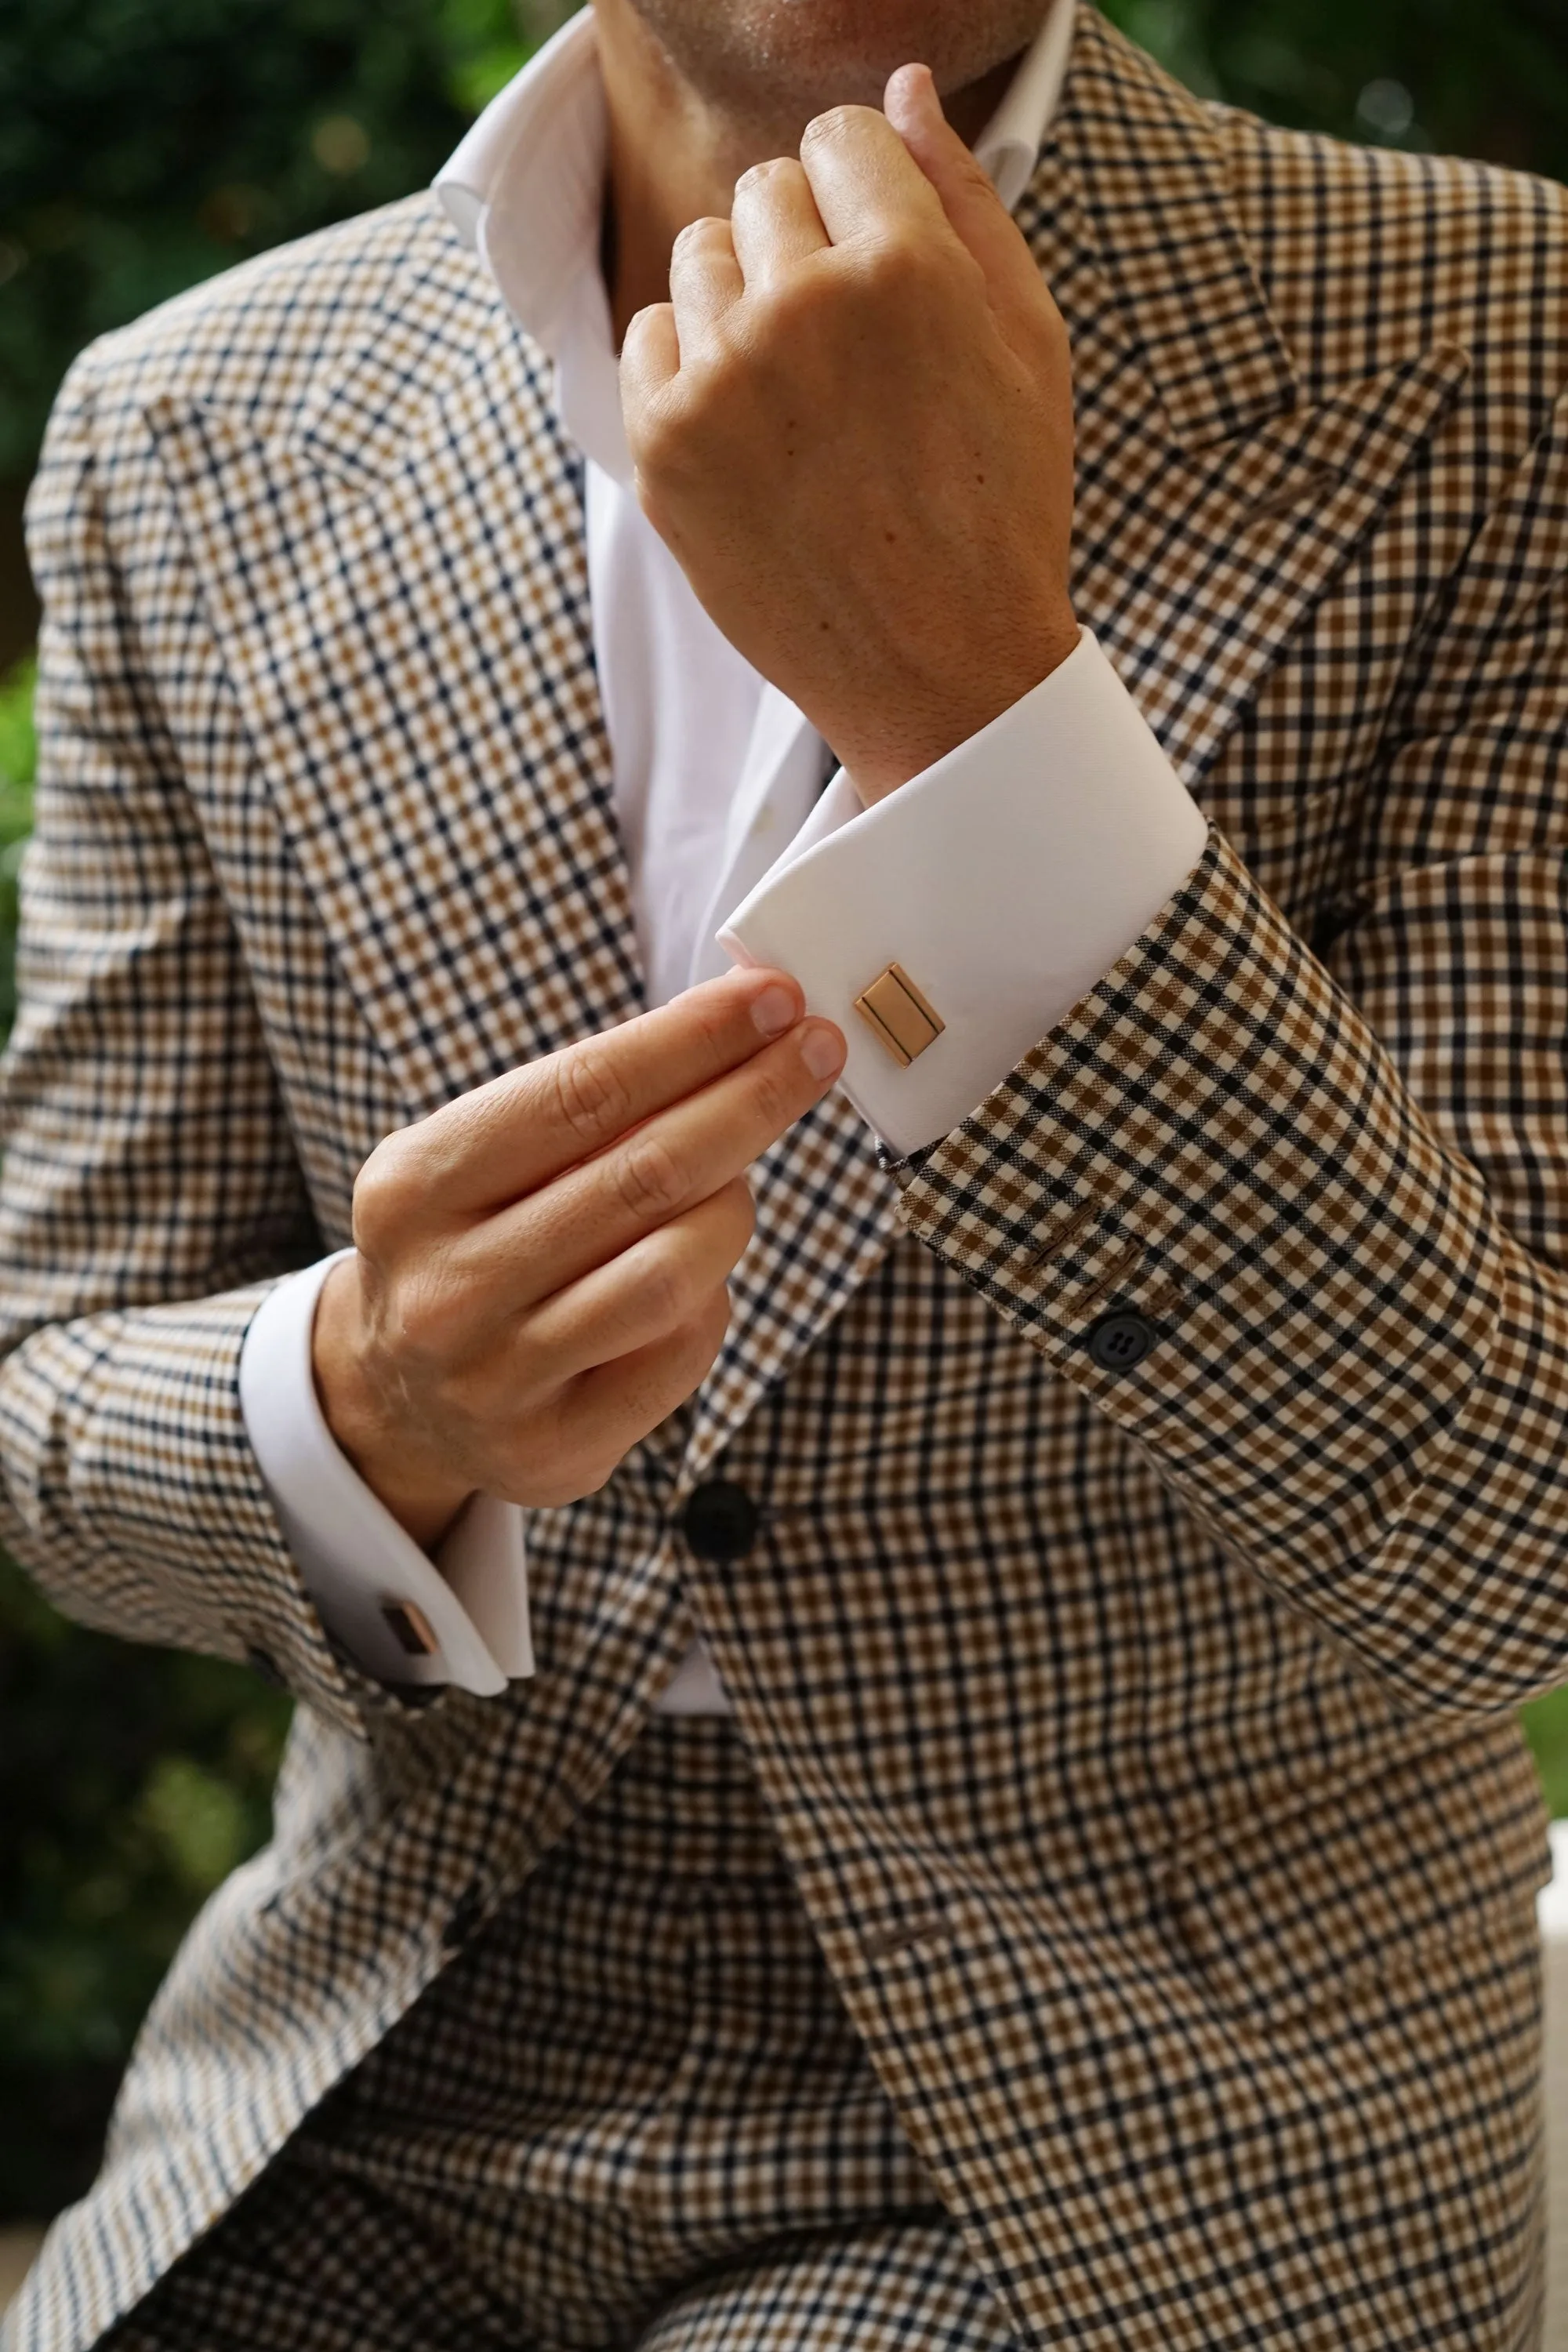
849, 601, 1080, 805
311, 1256, 474, 1552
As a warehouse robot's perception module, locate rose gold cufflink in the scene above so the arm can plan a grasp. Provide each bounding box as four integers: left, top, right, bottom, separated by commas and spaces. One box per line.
382, 1599, 438, 1657
852, 963, 945, 1067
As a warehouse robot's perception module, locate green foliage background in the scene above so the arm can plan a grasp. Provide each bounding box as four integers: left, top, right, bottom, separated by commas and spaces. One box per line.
0, 0, 1565, 2228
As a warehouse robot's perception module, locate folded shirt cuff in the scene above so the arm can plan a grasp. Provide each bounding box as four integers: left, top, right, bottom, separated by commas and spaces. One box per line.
238, 1251, 533, 1697
718, 628, 1210, 1158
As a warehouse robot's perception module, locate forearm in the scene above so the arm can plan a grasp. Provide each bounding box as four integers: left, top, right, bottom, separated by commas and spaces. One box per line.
895, 821, 1568, 1717
0, 1288, 335, 1688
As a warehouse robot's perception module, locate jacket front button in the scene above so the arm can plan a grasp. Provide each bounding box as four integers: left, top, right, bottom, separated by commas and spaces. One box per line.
681, 1480, 760, 1563
1085, 1308, 1157, 1370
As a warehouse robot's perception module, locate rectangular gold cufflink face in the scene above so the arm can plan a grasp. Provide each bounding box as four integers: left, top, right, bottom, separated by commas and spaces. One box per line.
382, 1599, 438, 1657
853, 963, 946, 1067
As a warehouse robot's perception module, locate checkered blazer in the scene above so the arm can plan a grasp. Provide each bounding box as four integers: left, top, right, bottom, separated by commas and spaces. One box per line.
4, 10, 1566, 2347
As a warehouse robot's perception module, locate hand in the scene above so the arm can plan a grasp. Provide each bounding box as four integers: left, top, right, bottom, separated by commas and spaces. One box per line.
620, 64, 1078, 806
312, 969, 846, 1548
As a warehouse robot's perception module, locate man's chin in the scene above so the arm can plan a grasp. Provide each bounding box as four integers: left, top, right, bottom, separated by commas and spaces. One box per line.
621, 0, 1052, 132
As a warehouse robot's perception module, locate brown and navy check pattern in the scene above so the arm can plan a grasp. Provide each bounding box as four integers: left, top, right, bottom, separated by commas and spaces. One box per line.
2, 6, 1566, 2346
94, 1719, 1015, 2352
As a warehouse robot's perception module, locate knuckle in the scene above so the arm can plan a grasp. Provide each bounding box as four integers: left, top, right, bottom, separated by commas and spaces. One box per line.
802, 102, 863, 150
633, 397, 699, 488
748, 277, 814, 348
953, 147, 997, 201
673, 213, 725, 256
722, 1174, 757, 1250
564, 1417, 626, 1497
665, 1298, 729, 1398
510, 1404, 593, 1507
749, 1053, 804, 1137
615, 1130, 686, 1222
856, 232, 928, 304
510, 1430, 586, 1510
681, 986, 739, 1072
735, 155, 791, 198
352, 1126, 419, 1247
702, 1284, 734, 1341
549, 1040, 630, 1152
689, 1289, 733, 1365
635, 1240, 688, 1334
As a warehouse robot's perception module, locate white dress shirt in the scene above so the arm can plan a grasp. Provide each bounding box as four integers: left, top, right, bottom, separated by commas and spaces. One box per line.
238, 0, 1208, 1708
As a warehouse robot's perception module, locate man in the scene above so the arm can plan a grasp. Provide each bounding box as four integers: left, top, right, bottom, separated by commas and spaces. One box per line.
2, 0, 1566, 2340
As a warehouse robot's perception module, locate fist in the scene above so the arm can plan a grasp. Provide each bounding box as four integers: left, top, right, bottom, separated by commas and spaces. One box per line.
620, 64, 1077, 805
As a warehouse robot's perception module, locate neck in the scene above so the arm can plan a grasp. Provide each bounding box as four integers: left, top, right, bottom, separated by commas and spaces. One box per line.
593, 0, 1026, 346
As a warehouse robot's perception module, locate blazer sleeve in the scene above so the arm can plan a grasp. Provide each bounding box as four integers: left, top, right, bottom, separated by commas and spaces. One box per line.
0, 353, 419, 1745
894, 387, 1568, 1721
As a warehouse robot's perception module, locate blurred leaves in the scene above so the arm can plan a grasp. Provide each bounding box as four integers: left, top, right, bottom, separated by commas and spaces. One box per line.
0, 0, 567, 477
0, 1546, 289, 2215
1102, 0, 1568, 180
0, 654, 34, 1033
1526, 1683, 1568, 1823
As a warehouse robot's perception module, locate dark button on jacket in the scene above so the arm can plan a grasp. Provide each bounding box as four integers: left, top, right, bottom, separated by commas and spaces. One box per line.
681, 1480, 761, 1563
1086, 1308, 1157, 1371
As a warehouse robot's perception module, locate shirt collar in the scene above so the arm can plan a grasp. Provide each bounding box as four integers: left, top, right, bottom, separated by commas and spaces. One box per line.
436, 0, 1076, 360
972, 0, 1076, 211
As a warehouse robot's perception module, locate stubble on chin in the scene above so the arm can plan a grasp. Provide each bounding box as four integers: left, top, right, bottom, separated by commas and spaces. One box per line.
616, 0, 1054, 140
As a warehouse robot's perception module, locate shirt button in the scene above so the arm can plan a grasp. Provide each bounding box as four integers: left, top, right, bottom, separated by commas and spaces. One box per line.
1085, 1308, 1157, 1371
681, 1480, 761, 1563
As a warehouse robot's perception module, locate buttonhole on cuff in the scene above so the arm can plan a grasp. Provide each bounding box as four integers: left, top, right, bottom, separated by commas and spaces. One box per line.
1077, 1240, 1146, 1312
1023, 1199, 1098, 1270
1137, 1270, 1186, 1323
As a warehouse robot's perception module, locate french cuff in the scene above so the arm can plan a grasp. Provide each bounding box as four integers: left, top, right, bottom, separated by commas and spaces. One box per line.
717, 629, 1210, 1159
238, 1250, 534, 1698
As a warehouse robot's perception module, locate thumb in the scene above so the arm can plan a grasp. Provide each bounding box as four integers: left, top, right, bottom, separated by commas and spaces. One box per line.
884, 62, 1041, 314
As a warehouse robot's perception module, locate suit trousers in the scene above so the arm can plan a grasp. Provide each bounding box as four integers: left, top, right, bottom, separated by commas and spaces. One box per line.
92, 1717, 1018, 2352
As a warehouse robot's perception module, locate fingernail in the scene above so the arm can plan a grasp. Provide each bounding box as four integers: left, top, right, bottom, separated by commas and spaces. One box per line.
800, 1022, 846, 1083
751, 983, 799, 1039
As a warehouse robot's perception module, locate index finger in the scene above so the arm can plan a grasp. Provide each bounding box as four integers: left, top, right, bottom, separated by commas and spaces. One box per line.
797, 101, 953, 251
426, 966, 806, 1219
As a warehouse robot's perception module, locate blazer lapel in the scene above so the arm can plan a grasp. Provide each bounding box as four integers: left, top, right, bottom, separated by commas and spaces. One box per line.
150, 220, 641, 1124
1041, 10, 1470, 798
681, 1088, 902, 1490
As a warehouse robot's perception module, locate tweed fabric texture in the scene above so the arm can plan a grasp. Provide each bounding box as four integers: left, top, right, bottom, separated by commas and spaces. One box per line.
93, 1719, 1015, 2352
2, 7, 1566, 2347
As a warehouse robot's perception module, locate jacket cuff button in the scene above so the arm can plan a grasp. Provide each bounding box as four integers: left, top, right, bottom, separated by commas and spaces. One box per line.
1085, 1308, 1157, 1371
